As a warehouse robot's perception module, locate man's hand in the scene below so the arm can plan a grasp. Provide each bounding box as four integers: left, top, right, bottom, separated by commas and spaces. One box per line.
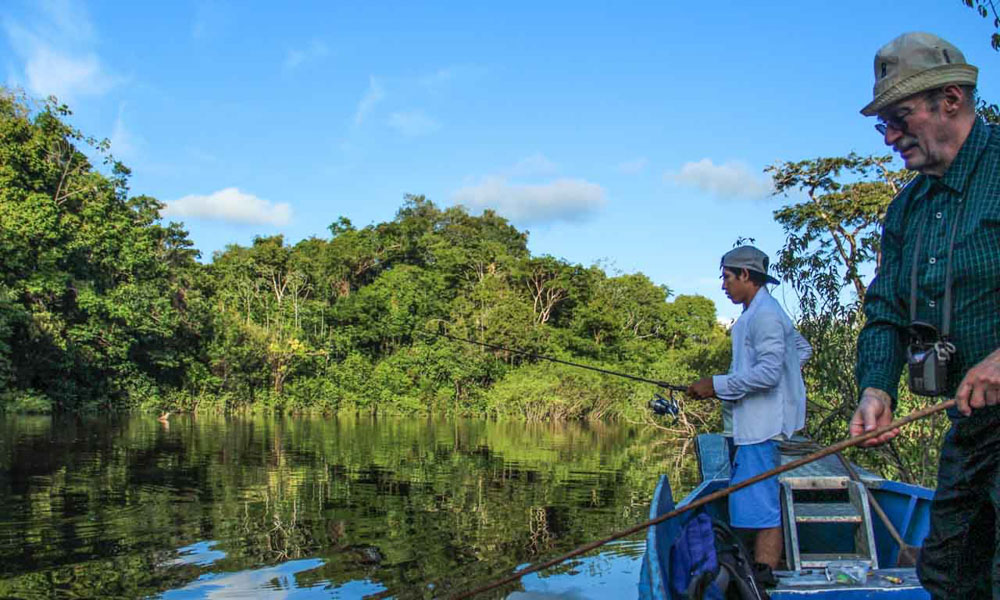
956, 348, 1000, 417
849, 388, 899, 447
686, 377, 715, 400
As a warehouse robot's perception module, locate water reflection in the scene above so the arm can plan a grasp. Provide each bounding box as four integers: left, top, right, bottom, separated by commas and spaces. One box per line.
0, 415, 696, 599
169, 542, 227, 567
161, 558, 331, 599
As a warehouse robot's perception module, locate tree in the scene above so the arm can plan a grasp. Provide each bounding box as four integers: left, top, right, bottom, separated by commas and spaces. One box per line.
766, 153, 913, 314
960, 0, 1000, 51
2, 88, 732, 419
767, 150, 950, 486
0, 90, 203, 411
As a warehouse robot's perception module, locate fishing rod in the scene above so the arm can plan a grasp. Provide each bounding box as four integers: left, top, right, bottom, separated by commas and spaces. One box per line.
444, 398, 956, 600
420, 327, 688, 418
422, 328, 686, 391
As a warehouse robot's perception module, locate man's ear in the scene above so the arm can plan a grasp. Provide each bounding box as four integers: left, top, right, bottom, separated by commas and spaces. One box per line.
739, 268, 751, 282
941, 84, 965, 116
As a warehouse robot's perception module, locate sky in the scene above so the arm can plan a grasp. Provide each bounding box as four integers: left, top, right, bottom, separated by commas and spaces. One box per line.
2, 0, 997, 321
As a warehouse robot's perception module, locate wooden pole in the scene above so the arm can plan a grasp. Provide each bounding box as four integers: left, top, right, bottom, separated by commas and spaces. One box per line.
445, 399, 954, 600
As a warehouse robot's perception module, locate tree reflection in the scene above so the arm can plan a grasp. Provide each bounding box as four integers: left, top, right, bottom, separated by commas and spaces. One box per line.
0, 415, 695, 598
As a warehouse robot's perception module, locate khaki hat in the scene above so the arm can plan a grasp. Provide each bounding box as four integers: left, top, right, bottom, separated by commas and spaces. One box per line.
720, 246, 780, 285
861, 32, 978, 116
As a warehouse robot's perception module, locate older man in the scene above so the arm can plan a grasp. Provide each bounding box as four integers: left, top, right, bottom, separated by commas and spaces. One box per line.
851, 32, 1000, 598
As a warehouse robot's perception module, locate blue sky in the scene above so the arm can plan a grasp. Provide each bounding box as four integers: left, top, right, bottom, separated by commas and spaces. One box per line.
3, 0, 997, 320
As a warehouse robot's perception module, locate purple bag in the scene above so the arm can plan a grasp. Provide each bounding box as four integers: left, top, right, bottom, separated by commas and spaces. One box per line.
669, 512, 723, 599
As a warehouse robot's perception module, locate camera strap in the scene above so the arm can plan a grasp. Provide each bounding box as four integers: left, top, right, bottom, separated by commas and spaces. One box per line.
908, 190, 966, 340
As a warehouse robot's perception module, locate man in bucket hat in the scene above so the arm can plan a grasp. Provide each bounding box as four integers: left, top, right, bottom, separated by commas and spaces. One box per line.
687, 246, 812, 585
851, 32, 1000, 597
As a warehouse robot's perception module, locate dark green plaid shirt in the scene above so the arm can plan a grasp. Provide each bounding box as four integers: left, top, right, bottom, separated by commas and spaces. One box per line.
857, 118, 1000, 411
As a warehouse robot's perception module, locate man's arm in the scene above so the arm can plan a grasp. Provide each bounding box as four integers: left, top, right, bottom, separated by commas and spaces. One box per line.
794, 329, 812, 367
956, 347, 1000, 416
853, 207, 909, 445
713, 310, 785, 401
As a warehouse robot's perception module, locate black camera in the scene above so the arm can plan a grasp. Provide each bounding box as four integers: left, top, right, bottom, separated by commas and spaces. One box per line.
906, 321, 955, 397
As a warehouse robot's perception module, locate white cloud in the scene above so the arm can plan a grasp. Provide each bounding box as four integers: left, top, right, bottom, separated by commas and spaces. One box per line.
24, 48, 113, 99
453, 177, 605, 225
617, 157, 649, 175
162, 188, 292, 226
109, 104, 140, 160
353, 76, 384, 126
37, 0, 94, 43
2, 1, 116, 100
506, 153, 558, 177
387, 109, 440, 137
283, 39, 329, 70
667, 159, 773, 200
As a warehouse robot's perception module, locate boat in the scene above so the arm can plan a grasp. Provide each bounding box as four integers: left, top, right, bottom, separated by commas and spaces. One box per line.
639, 433, 935, 599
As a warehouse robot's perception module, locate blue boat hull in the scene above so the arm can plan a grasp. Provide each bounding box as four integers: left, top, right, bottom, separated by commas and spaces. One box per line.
639, 436, 935, 600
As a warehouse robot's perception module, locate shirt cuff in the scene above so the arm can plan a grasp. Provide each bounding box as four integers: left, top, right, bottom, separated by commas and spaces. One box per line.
858, 374, 900, 411
713, 374, 734, 400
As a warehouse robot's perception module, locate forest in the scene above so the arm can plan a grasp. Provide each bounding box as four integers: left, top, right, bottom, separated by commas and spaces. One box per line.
0, 89, 729, 421
3, 83, 983, 486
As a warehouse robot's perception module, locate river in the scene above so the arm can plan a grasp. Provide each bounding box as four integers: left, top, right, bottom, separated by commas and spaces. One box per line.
0, 414, 697, 599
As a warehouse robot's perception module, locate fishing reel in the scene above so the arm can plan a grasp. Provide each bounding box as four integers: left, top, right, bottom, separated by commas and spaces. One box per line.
649, 390, 680, 421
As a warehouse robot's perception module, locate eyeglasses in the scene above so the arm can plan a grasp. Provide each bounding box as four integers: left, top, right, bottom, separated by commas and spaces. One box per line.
875, 108, 913, 136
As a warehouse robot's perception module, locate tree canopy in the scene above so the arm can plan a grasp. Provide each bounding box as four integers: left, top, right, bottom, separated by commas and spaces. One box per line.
0, 89, 729, 422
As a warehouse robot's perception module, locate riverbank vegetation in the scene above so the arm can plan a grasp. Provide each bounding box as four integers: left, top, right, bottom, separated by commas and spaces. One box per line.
0, 90, 728, 421
1, 86, 979, 487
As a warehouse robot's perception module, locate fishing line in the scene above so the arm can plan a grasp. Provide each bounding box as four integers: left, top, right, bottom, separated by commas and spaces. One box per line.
419, 326, 688, 418
421, 328, 686, 390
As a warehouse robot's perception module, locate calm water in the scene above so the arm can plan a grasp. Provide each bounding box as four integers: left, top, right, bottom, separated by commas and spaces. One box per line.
0, 415, 696, 599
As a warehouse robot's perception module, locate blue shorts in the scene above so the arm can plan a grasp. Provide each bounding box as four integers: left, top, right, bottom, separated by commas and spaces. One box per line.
728, 440, 781, 529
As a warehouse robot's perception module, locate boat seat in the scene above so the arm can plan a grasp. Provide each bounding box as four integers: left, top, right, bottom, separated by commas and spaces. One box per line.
780, 477, 879, 571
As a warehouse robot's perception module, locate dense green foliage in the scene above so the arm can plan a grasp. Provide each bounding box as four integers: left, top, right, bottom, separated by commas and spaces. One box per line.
0, 92, 203, 413
0, 90, 728, 419
1, 86, 966, 487
768, 154, 947, 487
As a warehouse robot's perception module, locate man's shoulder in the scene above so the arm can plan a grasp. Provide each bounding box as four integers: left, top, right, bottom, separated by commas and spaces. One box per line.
748, 293, 790, 328
981, 121, 1000, 159
883, 175, 924, 228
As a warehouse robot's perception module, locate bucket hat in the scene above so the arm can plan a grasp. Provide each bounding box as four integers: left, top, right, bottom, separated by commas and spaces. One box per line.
720, 246, 780, 285
861, 32, 978, 116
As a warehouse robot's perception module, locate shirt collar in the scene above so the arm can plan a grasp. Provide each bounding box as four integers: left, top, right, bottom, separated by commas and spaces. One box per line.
938, 118, 990, 194
741, 286, 770, 315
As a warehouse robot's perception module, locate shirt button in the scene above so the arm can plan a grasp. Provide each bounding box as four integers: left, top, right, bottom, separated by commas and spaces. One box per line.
936, 212, 943, 219
929, 300, 936, 308
929, 257, 937, 264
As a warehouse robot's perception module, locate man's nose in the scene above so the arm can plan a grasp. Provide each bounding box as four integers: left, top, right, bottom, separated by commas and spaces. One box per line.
884, 127, 903, 146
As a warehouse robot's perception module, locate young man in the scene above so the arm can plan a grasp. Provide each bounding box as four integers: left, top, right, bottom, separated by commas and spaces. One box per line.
852, 32, 1000, 598
687, 245, 811, 582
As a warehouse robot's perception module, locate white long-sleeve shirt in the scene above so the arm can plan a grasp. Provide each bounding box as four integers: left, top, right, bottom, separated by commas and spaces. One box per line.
714, 288, 812, 445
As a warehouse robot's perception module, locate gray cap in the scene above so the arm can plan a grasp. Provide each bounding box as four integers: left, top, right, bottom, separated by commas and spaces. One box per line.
721, 246, 780, 285
861, 32, 978, 116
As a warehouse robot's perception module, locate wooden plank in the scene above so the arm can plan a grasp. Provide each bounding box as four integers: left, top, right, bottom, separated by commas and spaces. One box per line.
794, 502, 862, 523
